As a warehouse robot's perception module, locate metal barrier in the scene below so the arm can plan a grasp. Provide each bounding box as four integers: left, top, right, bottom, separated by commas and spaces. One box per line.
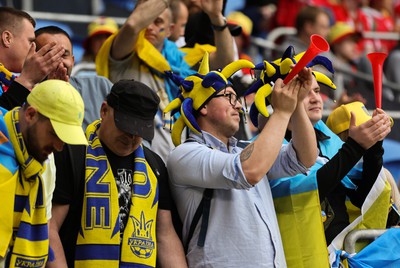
27, 10, 126, 25
343, 229, 387, 254
265, 26, 400, 45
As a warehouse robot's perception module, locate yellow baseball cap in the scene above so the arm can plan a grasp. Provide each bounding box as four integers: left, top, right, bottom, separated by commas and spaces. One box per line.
326, 101, 393, 134
27, 80, 88, 146
327, 22, 361, 45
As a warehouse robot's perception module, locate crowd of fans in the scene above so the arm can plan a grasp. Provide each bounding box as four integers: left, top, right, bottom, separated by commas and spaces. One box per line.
68, 0, 400, 140
1, 0, 400, 267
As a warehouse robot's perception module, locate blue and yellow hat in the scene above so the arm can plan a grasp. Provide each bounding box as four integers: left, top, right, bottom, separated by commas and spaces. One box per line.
244, 46, 336, 127
164, 52, 255, 145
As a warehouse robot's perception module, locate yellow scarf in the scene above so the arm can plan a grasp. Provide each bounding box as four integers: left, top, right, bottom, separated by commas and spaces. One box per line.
180, 43, 216, 67
75, 120, 158, 268
96, 30, 171, 78
95, 29, 216, 78
1, 108, 48, 268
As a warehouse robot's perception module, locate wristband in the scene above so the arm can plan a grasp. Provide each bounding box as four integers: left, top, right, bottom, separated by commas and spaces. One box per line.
211, 17, 227, 31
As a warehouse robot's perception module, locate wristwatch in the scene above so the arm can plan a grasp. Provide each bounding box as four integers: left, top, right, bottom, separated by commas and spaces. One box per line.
211, 17, 227, 31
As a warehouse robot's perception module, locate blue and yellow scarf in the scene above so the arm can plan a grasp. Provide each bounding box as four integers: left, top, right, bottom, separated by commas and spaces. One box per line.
0, 63, 17, 95
0, 108, 48, 268
75, 120, 159, 268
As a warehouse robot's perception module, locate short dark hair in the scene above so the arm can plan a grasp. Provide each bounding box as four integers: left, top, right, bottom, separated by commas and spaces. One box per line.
35, 25, 71, 41
0, 7, 35, 33
35, 26, 73, 53
295, 5, 329, 33
22, 103, 48, 121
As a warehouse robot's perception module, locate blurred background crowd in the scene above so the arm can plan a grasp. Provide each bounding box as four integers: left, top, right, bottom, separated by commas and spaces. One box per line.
3, 0, 400, 178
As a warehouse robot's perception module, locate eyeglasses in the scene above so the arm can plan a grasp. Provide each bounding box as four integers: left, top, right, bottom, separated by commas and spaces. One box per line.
212, 93, 242, 106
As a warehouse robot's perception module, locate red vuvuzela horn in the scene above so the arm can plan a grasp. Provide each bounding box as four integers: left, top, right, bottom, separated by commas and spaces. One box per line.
283, 34, 330, 84
366, 52, 387, 109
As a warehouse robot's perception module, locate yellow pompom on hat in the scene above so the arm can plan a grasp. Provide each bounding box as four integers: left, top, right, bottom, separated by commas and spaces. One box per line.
326, 101, 394, 135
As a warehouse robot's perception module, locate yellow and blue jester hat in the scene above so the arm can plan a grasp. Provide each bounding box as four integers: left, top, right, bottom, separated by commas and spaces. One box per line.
164, 52, 255, 146
244, 46, 336, 127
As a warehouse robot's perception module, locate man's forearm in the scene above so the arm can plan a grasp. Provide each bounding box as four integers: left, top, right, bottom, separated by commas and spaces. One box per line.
156, 209, 187, 268
291, 104, 317, 168
209, 24, 234, 69
112, 0, 168, 60
46, 227, 68, 268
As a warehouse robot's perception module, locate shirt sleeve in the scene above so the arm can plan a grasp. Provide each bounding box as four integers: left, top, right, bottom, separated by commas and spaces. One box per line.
347, 140, 383, 208
0, 81, 30, 110
267, 142, 309, 180
316, 137, 365, 200
43, 153, 56, 220
167, 142, 253, 190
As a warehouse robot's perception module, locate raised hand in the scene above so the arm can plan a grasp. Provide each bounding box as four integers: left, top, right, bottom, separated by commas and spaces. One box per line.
271, 77, 301, 116
348, 111, 391, 149
15, 42, 65, 89
47, 62, 69, 82
201, 0, 223, 18
296, 67, 313, 103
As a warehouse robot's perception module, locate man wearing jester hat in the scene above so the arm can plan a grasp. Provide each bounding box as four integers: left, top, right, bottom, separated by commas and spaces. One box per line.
165, 53, 318, 267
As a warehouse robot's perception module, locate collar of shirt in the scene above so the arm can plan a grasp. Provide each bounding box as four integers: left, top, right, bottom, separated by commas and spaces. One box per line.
189, 131, 238, 153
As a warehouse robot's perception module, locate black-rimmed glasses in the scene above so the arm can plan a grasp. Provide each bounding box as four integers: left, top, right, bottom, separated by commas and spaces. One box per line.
212, 93, 242, 106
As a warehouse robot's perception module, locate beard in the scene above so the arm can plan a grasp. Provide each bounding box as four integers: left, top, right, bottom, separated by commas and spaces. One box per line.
25, 123, 51, 163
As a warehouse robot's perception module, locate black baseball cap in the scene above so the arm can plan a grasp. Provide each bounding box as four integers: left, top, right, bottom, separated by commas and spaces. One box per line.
107, 79, 160, 140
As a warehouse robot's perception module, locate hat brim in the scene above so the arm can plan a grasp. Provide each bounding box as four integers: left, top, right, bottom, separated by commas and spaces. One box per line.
113, 109, 154, 141
51, 120, 88, 146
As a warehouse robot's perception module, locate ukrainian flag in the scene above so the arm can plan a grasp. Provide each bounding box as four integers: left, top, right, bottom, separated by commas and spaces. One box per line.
270, 171, 330, 268
329, 168, 392, 267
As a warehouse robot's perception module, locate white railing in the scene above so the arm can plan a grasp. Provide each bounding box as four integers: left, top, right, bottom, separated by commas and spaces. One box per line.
27, 10, 126, 25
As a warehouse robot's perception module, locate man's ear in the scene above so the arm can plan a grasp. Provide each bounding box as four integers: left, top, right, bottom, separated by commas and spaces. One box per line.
198, 105, 207, 116
100, 101, 109, 118
1, 30, 13, 48
24, 106, 39, 124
